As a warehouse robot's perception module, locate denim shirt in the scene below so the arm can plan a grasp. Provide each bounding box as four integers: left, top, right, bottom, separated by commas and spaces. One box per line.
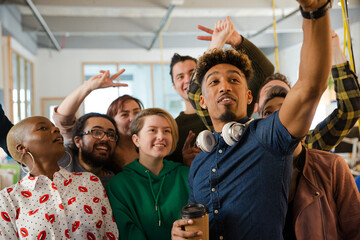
188, 112, 300, 240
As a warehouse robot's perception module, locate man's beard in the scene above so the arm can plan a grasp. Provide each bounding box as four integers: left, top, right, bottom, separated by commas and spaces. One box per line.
219, 107, 237, 122
220, 109, 237, 123
80, 145, 112, 168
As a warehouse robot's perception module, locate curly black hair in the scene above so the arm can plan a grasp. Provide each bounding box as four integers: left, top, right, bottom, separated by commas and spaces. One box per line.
194, 49, 253, 87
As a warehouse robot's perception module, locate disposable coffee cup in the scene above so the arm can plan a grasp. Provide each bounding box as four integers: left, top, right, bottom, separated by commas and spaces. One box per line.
181, 203, 209, 240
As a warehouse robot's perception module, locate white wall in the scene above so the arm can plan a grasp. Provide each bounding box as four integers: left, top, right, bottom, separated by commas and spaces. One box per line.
34, 47, 206, 115
267, 43, 301, 87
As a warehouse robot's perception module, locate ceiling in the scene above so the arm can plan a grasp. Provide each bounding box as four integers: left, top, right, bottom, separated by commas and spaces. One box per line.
3, 0, 360, 53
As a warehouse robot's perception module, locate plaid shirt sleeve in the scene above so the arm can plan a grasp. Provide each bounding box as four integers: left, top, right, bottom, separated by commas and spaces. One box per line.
305, 62, 360, 151
188, 36, 274, 131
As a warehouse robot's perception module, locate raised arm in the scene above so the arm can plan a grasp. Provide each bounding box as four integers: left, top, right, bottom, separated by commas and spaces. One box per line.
0, 104, 13, 156
198, 17, 274, 116
279, 0, 332, 138
305, 30, 360, 150
53, 69, 126, 140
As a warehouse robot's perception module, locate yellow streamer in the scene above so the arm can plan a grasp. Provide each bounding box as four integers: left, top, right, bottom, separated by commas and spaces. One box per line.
340, 0, 355, 71
340, 0, 360, 138
272, 0, 280, 72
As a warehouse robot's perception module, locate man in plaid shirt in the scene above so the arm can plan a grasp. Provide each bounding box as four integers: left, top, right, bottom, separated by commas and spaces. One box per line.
188, 31, 360, 152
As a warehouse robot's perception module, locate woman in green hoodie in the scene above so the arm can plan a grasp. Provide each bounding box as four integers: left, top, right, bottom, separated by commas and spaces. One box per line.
106, 108, 190, 240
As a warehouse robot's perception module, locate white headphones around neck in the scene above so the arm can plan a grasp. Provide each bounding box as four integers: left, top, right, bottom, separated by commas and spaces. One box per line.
196, 120, 253, 153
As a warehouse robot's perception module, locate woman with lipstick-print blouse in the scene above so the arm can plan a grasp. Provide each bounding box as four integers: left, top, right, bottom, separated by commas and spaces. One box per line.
0, 116, 118, 239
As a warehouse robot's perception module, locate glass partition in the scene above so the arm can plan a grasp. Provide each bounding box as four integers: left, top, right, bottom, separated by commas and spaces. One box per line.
83, 63, 183, 118
11, 51, 33, 123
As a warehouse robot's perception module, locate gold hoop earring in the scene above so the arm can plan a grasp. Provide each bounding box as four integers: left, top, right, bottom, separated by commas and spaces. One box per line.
20, 152, 35, 174
64, 151, 73, 169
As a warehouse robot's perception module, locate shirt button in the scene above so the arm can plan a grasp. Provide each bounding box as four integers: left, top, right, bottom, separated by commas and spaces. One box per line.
211, 188, 216, 192
212, 168, 216, 172
219, 236, 224, 240
214, 209, 219, 214
218, 149, 223, 154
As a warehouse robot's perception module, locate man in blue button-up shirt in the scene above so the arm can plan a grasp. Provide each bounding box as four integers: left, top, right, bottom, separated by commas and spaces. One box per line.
172, 0, 332, 239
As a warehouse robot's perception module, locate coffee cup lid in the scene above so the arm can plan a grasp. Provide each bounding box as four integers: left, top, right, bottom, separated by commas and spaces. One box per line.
181, 203, 209, 219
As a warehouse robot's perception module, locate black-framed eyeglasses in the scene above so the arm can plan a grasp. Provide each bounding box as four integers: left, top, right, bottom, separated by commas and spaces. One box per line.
80, 129, 118, 142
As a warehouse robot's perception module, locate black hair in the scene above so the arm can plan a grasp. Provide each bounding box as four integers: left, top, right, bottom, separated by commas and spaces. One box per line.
170, 53, 197, 83
195, 49, 253, 87
257, 72, 291, 103
259, 85, 289, 117
68, 112, 119, 153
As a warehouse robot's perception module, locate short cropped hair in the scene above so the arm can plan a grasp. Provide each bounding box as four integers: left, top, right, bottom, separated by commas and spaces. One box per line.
130, 108, 178, 154
7, 116, 39, 162
69, 113, 119, 153
194, 49, 253, 87
170, 53, 197, 83
259, 85, 289, 117
257, 72, 291, 103
106, 95, 144, 119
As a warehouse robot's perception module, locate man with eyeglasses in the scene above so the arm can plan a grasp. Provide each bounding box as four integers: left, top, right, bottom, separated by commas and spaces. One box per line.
58, 112, 119, 187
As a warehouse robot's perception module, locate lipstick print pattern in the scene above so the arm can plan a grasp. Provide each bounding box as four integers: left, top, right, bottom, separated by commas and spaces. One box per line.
0, 168, 118, 239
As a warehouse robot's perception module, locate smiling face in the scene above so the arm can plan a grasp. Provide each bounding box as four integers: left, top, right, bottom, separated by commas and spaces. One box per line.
113, 99, 141, 137
200, 63, 252, 131
74, 117, 117, 168
132, 115, 173, 160
172, 60, 197, 101
14, 116, 65, 163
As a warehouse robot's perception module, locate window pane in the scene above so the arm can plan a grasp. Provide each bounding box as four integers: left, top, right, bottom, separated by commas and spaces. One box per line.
13, 103, 19, 123
85, 89, 121, 114
20, 102, 26, 120
12, 89, 17, 103
27, 103, 31, 118
84, 64, 152, 114
84, 64, 117, 80
19, 89, 25, 103
83, 64, 119, 114
26, 62, 32, 103
26, 62, 33, 118
120, 64, 152, 108
12, 53, 18, 102
19, 58, 25, 103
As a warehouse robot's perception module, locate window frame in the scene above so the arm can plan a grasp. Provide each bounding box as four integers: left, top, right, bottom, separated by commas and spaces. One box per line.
8, 47, 34, 123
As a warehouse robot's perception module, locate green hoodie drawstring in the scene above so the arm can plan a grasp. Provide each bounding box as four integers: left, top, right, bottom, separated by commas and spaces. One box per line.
145, 170, 166, 227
